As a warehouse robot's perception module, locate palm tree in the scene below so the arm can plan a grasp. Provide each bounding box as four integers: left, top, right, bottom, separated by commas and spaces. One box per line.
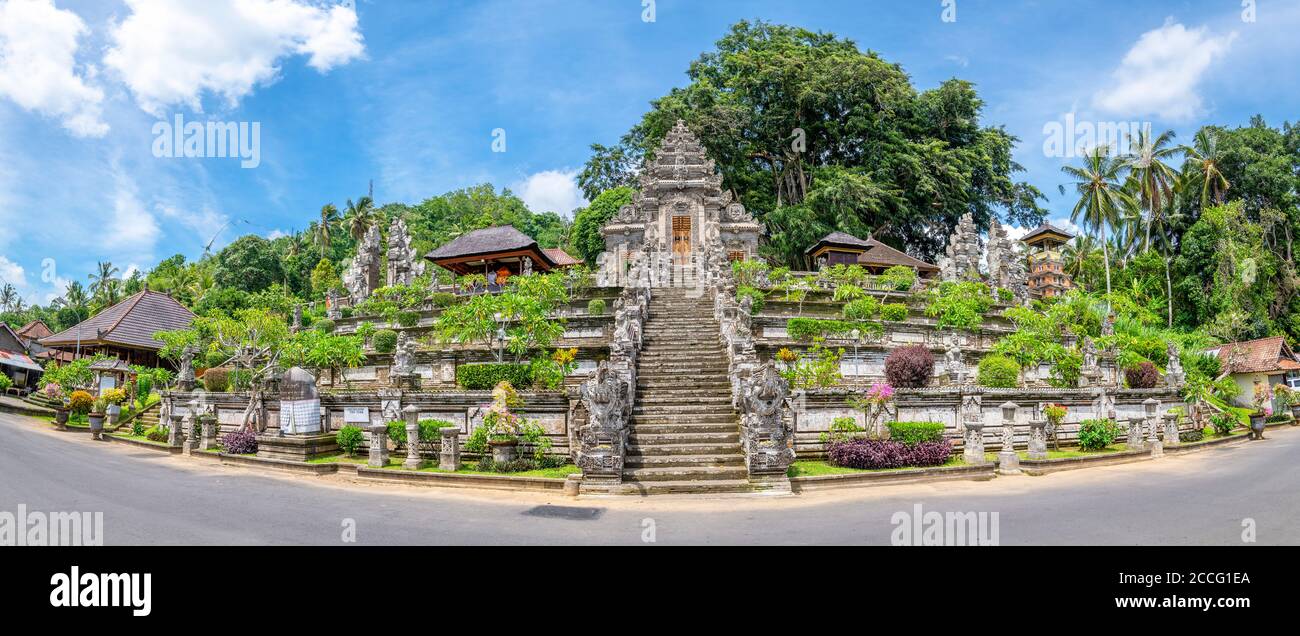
0, 283, 15, 312
344, 196, 376, 241
1124, 128, 1180, 252
317, 204, 340, 252
61, 280, 90, 312
88, 261, 120, 303
1062, 235, 1100, 284
1180, 128, 1230, 209
1060, 146, 1137, 310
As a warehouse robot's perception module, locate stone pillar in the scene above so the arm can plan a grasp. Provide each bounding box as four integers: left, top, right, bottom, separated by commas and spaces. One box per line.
1027, 419, 1048, 460
963, 421, 986, 464
368, 423, 389, 468
1126, 418, 1146, 452
1163, 413, 1180, 447
167, 412, 185, 449
997, 402, 1021, 475
403, 405, 422, 470
199, 413, 218, 451
439, 427, 461, 471
1143, 398, 1162, 457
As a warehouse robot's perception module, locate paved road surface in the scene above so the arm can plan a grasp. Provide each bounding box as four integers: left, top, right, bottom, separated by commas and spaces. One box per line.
2, 412, 1297, 545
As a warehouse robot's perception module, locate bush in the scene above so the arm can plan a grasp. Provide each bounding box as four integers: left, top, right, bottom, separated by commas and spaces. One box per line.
1210, 412, 1236, 437
145, 425, 169, 442
880, 303, 908, 321
68, 390, 94, 415
977, 355, 1020, 388
314, 318, 336, 333
1124, 361, 1160, 389
101, 387, 127, 406
385, 419, 446, 450
1179, 428, 1205, 443
884, 345, 934, 388
430, 292, 458, 308
136, 374, 153, 402
1077, 419, 1117, 451
587, 298, 607, 315
996, 287, 1014, 303
0, 374, 11, 391
373, 329, 399, 354
819, 416, 863, 444
736, 286, 765, 314
827, 439, 952, 469
336, 425, 364, 457
203, 368, 231, 392
842, 296, 880, 320
132, 421, 147, 437
877, 266, 917, 291
887, 421, 945, 445
205, 350, 229, 368
222, 429, 259, 454
395, 311, 420, 328
456, 363, 533, 390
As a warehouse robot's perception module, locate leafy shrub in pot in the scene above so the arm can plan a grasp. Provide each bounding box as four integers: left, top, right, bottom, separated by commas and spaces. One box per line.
884, 345, 934, 388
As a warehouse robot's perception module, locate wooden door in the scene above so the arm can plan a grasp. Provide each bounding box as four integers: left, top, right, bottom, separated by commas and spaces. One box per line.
672, 215, 691, 264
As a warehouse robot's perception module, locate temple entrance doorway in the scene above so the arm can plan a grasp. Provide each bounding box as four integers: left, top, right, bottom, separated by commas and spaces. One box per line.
672, 215, 692, 265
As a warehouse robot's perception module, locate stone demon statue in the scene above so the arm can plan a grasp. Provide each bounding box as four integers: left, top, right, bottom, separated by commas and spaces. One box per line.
573, 362, 631, 481
738, 363, 795, 475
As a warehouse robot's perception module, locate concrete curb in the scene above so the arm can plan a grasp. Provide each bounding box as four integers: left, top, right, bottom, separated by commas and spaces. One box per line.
791, 462, 996, 492
1018, 449, 1149, 476
354, 466, 568, 492
202, 451, 340, 475
0, 400, 54, 418
106, 434, 183, 454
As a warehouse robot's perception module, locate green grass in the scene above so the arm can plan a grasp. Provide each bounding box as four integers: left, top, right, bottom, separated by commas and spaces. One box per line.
1017, 445, 1125, 460
308, 453, 578, 479
109, 433, 169, 447
788, 456, 965, 478
1203, 392, 1255, 427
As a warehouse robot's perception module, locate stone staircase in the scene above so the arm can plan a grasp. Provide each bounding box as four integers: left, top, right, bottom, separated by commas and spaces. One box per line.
623, 286, 753, 494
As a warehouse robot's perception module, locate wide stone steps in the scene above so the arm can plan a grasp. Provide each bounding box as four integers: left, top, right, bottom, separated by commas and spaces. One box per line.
635, 395, 732, 406
626, 441, 741, 456
628, 431, 741, 445
615, 479, 754, 495
624, 454, 745, 468
629, 422, 738, 434
622, 466, 749, 482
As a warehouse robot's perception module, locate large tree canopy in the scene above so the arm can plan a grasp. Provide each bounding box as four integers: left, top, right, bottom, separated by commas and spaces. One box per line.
579, 20, 1046, 267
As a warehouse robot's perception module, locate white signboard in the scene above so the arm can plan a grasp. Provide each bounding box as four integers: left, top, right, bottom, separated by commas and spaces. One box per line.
343, 407, 371, 424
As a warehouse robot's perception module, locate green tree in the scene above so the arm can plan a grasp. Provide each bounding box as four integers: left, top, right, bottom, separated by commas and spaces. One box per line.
1060, 147, 1136, 307
309, 258, 342, 299
569, 186, 634, 263
214, 235, 283, 293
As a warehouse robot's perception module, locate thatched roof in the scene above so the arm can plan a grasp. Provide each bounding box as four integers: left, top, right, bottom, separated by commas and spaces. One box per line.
40, 290, 195, 352
1021, 223, 1075, 245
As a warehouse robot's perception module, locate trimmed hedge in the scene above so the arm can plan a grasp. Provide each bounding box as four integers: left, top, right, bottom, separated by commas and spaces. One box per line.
1124, 361, 1160, 389
395, 311, 421, 328
373, 329, 398, 354
203, 368, 231, 392
977, 354, 1020, 388
456, 363, 533, 390
887, 421, 945, 445
587, 299, 607, 315
884, 345, 934, 388
827, 439, 952, 470
880, 303, 908, 321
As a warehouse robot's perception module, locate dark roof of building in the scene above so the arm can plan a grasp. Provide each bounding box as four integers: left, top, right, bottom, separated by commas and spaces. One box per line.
805, 231, 874, 254
1207, 336, 1300, 374
16, 320, 53, 341
1021, 223, 1076, 244
856, 238, 939, 272
425, 226, 555, 264
40, 290, 195, 351
542, 248, 584, 266
88, 358, 136, 373
0, 323, 26, 354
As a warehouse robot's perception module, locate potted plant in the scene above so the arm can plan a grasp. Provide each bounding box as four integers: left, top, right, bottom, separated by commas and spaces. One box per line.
1250, 383, 1271, 439
101, 387, 127, 424
483, 381, 525, 463
66, 389, 93, 431
45, 383, 69, 426
87, 397, 107, 440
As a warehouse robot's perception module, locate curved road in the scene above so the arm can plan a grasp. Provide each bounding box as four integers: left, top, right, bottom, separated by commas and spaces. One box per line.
2, 412, 1297, 545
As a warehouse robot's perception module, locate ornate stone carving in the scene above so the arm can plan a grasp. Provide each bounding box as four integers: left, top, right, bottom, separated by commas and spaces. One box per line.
177, 344, 198, 391
386, 217, 423, 287
574, 362, 632, 481
1166, 342, 1185, 387
941, 212, 983, 282
945, 331, 966, 385
344, 223, 383, 301
737, 363, 795, 476
390, 331, 417, 387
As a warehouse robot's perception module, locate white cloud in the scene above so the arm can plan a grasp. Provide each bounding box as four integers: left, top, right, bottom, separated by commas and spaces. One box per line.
157, 203, 230, 248
1092, 20, 1235, 122
104, 0, 365, 115
0, 0, 106, 137
102, 167, 161, 262
513, 169, 586, 216
0, 254, 26, 288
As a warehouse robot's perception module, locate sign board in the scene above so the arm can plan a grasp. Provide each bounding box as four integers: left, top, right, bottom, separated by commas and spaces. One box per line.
343, 407, 370, 424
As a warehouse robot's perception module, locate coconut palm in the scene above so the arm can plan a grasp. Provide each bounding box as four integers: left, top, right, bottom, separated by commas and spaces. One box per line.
88, 261, 120, 304
1124, 128, 1180, 252
1062, 235, 1100, 284
317, 204, 340, 252
344, 196, 377, 240
1180, 128, 1230, 209
0, 283, 15, 312
1060, 146, 1137, 310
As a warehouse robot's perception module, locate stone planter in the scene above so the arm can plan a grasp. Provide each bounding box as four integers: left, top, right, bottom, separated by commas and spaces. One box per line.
87, 412, 105, 440
54, 408, 69, 428
1249, 413, 1267, 440
1290, 404, 1300, 420
489, 439, 518, 464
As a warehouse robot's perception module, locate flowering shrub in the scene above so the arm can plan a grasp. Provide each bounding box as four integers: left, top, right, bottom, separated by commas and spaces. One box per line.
884, 345, 934, 388
775, 348, 799, 364
68, 390, 94, 415
1124, 361, 1160, 389
827, 439, 952, 469
43, 383, 64, 401
866, 382, 894, 404
101, 388, 127, 406
222, 429, 258, 455
1043, 403, 1068, 422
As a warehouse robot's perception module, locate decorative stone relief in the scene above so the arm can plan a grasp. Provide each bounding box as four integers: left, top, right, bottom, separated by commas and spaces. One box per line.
385, 217, 424, 287
737, 363, 796, 476
344, 223, 383, 301
574, 362, 632, 482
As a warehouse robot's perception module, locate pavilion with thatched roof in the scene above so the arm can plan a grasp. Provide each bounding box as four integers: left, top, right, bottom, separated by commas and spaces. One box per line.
424, 225, 583, 288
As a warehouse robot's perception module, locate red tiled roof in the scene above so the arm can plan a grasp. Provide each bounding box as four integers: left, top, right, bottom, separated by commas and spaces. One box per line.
542, 248, 583, 266
1208, 336, 1299, 374
856, 238, 939, 272
39, 290, 195, 351
16, 320, 52, 340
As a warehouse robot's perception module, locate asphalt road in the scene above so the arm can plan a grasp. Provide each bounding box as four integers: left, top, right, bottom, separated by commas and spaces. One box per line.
2, 412, 1297, 545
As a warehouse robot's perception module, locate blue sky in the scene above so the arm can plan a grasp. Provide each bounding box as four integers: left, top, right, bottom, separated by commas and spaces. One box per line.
1, 0, 1297, 306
